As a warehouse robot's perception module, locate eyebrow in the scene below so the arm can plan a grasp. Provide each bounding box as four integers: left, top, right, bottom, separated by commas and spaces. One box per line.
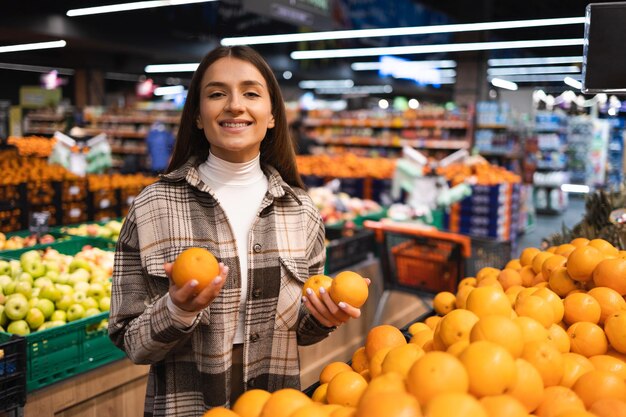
203, 80, 265, 89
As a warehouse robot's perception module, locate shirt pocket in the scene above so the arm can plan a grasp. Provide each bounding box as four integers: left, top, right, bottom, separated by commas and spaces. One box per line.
143, 247, 183, 304
275, 256, 309, 330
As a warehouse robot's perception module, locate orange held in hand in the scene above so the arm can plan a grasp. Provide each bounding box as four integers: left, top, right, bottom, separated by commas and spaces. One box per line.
303, 274, 333, 298
329, 270, 369, 308
171, 247, 220, 290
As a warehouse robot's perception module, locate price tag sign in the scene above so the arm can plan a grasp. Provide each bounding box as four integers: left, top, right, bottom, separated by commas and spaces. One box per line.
29, 211, 50, 237
69, 185, 80, 195
69, 208, 82, 218
100, 199, 110, 209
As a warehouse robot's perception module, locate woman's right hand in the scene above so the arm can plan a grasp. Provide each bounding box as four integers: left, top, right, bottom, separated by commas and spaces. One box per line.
164, 262, 229, 312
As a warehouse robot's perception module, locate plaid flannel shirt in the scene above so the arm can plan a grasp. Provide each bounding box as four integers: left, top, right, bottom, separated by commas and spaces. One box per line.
108, 157, 332, 416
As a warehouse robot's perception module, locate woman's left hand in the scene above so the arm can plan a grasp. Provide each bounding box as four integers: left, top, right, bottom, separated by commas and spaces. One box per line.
302, 278, 371, 328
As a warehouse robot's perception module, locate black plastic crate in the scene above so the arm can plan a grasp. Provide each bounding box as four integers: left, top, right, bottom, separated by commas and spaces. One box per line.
465, 236, 515, 277
325, 228, 375, 274
0, 336, 26, 413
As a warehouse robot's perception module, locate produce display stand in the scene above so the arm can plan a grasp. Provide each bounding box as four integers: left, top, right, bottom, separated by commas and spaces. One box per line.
0, 336, 26, 417
363, 220, 471, 326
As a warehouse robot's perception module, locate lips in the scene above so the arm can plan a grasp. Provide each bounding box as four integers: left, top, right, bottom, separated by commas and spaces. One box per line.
220, 120, 252, 128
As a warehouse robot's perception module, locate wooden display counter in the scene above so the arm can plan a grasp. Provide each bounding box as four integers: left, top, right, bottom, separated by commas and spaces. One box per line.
9, 256, 429, 417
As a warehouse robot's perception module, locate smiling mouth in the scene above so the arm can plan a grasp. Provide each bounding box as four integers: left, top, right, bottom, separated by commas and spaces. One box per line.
220, 121, 252, 128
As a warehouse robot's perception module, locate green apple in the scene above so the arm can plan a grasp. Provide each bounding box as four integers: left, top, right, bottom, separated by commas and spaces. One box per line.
50, 310, 67, 322
0, 275, 12, 288
98, 296, 111, 312
39, 284, 62, 302
82, 297, 99, 310
73, 281, 90, 294
34, 277, 53, 288
0, 305, 7, 326
53, 272, 70, 285
38, 320, 65, 331
67, 304, 85, 322
20, 251, 46, 279
35, 298, 55, 319
90, 267, 110, 282
0, 325, 4, 333
97, 319, 109, 330
26, 307, 45, 329
20, 249, 41, 264
55, 294, 73, 311
5, 295, 29, 320
0, 260, 10, 276
43, 261, 60, 274
72, 291, 87, 304
15, 281, 33, 298
3, 281, 15, 295
56, 284, 73, 295
9, 260, 22, 278
68, 269, 90, 286
7, 319, 30, 336
17, 272, 33, 284
28, 297, 40, 308
84, 307, 101, 318
69, 259, 91, 273
87, 283, 106, 300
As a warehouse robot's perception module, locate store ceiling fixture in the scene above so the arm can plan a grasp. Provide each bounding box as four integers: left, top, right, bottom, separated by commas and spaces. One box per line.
145, 63, 199, 73
488, 56, 583, 66
351, 60, 457, 71
0, 62, 74, 75
154, 85, 185, 96
314, 85, 394, 95
221, 16, 584, 46
0, 40, 66, 54
564, 76, 583, 90
487, 66, 580, 76
66, 0, 217, 17
488, 74, 582, 83
491, 78, 518, 91
290, 38, 584, 60
298, 80, 354, 89
104, 72, 144, 81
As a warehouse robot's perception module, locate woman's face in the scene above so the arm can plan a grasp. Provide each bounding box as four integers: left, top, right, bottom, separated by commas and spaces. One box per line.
196, 56, 275, 163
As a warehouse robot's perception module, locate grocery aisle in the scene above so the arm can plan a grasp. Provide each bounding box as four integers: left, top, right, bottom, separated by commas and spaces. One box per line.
514, 195, 586, 257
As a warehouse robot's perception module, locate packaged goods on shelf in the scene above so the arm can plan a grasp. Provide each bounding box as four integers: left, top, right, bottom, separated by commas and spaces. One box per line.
7, 136, 57, 157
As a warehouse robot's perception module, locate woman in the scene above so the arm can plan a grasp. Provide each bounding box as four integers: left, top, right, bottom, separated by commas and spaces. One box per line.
108, 45, 363, 416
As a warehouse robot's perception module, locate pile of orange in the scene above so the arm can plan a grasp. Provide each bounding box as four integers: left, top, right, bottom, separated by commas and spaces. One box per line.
436, 160, 521, 186
203, 237, 626, 417
296, 154, 396, 180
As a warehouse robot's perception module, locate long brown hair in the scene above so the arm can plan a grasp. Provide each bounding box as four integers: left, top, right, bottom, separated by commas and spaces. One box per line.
167, 46, 304, 189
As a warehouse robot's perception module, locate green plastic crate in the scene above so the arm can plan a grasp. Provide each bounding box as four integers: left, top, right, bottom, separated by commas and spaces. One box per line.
51, 218, 123, 244
0, 312, 125, 392
0, 237, 116, 259
0, 231, 86, 255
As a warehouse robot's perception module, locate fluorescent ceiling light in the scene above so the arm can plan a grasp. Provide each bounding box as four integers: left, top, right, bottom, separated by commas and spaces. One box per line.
488, 56, 583, 66
488, 74, 582, 82
0, 40, 66, 54
222, 16, 584, 46
564, 76, 583, 90
298, 80, 354, 89
491, 78, 518, 91
487, 66, 580, 76
67, 0, 217, 17
154, 85, 185, 96
145, 63, 199, 73
352, 60, 457, 71
0, 62, 74, 75
315, 85, 394, 95
561, 184, 589, 193
290, 38, 584, 60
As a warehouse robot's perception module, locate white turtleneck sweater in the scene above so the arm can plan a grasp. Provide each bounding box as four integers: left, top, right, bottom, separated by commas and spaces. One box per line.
166, 151, 268, 344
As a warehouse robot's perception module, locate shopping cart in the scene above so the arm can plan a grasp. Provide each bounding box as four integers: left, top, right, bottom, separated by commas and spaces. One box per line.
363, 220, 471, 327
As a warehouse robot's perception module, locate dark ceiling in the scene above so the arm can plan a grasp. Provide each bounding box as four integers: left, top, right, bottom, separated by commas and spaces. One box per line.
0, 0, 609, 101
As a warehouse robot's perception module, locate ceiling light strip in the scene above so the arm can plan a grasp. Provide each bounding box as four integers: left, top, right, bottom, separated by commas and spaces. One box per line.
351, 60, 457, 70
488, 74, 582, 82
487, 66, 580, 76
564, 76, 583, 90
491, 78, 518, 90
290, 38, 584, 60
221, 16, 584, 46
0, 40, 66, 54
67, 0, 216, 17
488, 56, 583, 66
145, 63, 199, 73
0, 62, 74, 75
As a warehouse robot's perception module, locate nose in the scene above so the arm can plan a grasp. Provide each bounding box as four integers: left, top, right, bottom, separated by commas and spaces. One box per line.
225, 94, 244, 113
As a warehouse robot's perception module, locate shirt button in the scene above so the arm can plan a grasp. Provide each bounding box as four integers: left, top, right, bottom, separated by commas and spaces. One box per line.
250, 333, 260, 342
252, 288, 262, 298
253, 243, 262, 253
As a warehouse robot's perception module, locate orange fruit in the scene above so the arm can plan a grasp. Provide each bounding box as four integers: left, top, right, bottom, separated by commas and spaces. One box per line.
320, 362, 353, 384
589, 354, 626, 380
423, 393, 488, 417
567, 245, 605, 282
534, 386, 585, 417
588, 398, 626, 417
567, 321, 608, 357
548, 267, 579, 297
546, 323, 570, 353
521, 340, 564, 387
498, 269, 523, 291
572, 369, 626, 408
171, 247, 219, 290
560, 352, 594, 388
588, 286, 626, 324
563, 293, 601, 325
470, 315, 524, 358
368, 347, 392, 378
547, 246, 558, 253
433, 291, 456, 315
505, 358, 545, 412
259, 388, 312, 417
458, 276, 477, 289
570, 237, 590, 247
436, 308, 479, 349
593, 258, 626, 295
329, 271, 368, 308
514, 316, 549, 344
465, 286, 512, 318
326, 371, 368, 407
555, 243, 576, 257
459, 340, 517, 397
514, 295, 554, 328
519, 265, 537, 287
409, 329, 434, 349
476, 276, 503, 289
406, 351, 469, 405
354, 391, 421, 417
311, 383, 328, 403
533, 287, 565, 324
532, 252, 554, 274
290, 404, 327, 417
424, 315, 442, 330
364, 325, 406, 360
476, 267, 501, 282
520, 247, 541, 267
203, 407, 239, 417
329, 407, 356, 417
540, 255, 567, 282
350, 347, 369, 373
303, 274, 333, 298
604, 311, 626, 354
232, 389, 272, 417
381, 343, 424, 377
455, 286, 473, 310
589, 238, 619, 257
446, 339, 469, 357
360, 372, 406, 401
505, 259, 522, 270
479, 394, 527, 417
505, 285, 525, 306
407, 322, 430, 336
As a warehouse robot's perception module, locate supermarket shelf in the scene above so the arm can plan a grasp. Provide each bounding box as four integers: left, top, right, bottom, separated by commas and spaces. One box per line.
476, 124, 509, 129
477, 149, 524, 159
87, 115, 179, 124
305, 118, 469, 129
315, 137, 471, 150
110, 146, 146, 154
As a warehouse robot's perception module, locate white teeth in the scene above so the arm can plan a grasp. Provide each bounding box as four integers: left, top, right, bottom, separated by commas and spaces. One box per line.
222, 122, 248, 128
